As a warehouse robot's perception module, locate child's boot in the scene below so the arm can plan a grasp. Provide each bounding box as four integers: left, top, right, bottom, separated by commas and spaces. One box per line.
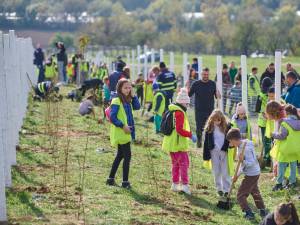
121, 181, 131, 189
106, 178, 116, 186
171, 183, 180, 192
272, 183, 283, 191
182, 185, 191, 195
244, 210, 255, 220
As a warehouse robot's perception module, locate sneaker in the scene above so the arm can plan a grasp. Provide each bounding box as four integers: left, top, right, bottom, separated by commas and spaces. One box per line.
272, 183, 283, 191
121, 181, 131, 189
285, 183, 297, 190
259, 209, 268, 218
244, 210, 255, 220
106, 178, 116, 186
182, 185, 191, 195
171, 183, 180, 192
217, 191, 224, 197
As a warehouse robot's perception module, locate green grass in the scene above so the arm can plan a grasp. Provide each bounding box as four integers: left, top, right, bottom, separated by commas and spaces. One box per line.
7, 86, 300, 225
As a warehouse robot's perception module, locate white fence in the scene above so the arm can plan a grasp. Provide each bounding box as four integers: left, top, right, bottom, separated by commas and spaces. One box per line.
0, 30, 36, 223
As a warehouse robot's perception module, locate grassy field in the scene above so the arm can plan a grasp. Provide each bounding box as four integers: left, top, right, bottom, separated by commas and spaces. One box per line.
7, 86, 300, 225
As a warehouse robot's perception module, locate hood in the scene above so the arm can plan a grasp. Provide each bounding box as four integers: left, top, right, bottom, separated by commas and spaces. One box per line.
283, 117, 300, 131
168, 103, 187, 112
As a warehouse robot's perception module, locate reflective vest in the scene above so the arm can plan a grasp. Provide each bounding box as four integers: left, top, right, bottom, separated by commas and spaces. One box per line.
162, 104, 190, 152
45, 63, 56, 79
270, 121, 300, 162
67, 64, 74, 77
144, 83, 154, 103
257, 92, 268, 127
99, 68, 108, 80
265, 119, 275, 139
248, 73, 260, 97
152, 91, 166, 116
231, 117, 252, 140
37, 83, 45, 93
81, 62, 89, 72
110, 97, 132, 147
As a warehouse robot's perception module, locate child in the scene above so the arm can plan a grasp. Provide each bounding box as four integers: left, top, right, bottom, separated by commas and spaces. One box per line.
134, 73, 144, 106
162, 88, 197, 194
229, 81, 242, 115
203, 109, 231, 197
260, 202, 300, 225
227, 128, 267, 220
102, 77, 111, 119
78, 92, 95, 118
152, 83, 166, 133
248, 67, 260, 115
266, 102, 300, 191
106, 79, 141, 189
231, 102, 252, 140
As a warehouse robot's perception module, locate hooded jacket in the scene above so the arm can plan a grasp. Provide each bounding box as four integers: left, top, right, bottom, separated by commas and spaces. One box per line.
283, 80, 300, 108
272, 116, 300, 140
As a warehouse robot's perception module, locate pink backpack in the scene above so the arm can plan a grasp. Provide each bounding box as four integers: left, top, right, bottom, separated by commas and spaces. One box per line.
105, 106, 112, 122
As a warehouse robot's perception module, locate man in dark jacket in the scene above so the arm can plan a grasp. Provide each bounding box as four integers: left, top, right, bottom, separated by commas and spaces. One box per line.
260, 63, 285, 88
189, 67, 220, 147
156, 62, 177, 107
108, 62, 126, 98
283, 71, 300, 109
56, 42, 68, 83
34, 43, 45, 83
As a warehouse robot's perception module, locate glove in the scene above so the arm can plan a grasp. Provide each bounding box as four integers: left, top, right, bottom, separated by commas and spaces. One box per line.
191, 134, 197, 143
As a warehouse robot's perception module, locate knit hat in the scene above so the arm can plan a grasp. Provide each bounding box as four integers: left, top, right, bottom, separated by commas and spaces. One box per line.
236, 103, 246, 115
176, 88, 190, 104
152, 82, 159, 91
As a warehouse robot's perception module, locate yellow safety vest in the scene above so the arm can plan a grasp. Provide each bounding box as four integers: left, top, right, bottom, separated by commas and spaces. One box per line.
270, 121, 300, 162
45, 63, 56, 79
67, 64, 74, 77
110, 97, 132, 147
162, 104, 191, 152
37, 83, 45, 93
144, 83, 154, 103
248, 73, 260, 97
231, 117, 252, 140
152, 92, 166, 116
81, 62, 88, 72
257, 92, 268, 127
265, 119, 275, 139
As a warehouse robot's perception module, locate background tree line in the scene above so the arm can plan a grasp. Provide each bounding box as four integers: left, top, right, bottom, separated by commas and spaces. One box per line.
1, 0, 300, 55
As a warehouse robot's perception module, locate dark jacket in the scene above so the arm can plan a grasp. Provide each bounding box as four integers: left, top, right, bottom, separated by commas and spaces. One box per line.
203, 124, 231, 161
260, 69, 285, 87
34, 48, 44, 66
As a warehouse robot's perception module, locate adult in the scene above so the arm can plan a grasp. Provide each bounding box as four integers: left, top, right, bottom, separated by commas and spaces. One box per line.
33, 43, 45, 83
248, 67, 260, 114
189, 68, 220, 147
286, 63, 300, 79
282, 71, 300, 109
72, 53, 80, 83
229, 61, 238, 85
56, 42, 68, 84
109, 62, 125, 97
221, 64, 231, 113
156, 62, 177, 107
260, 63, 285, 88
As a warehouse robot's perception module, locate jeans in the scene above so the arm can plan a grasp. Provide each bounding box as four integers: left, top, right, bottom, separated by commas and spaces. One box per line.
109, 142, 131, 182
170, 152, 189, 185
37, 65, 45, 83
57, 61, 64, 83
277, 161, 297, 184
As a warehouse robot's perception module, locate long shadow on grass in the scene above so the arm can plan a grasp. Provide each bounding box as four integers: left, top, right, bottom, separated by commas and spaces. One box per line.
13, 165, 41, 185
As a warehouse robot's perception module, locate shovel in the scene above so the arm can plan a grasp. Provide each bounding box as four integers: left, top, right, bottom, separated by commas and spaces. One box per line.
217, 141, 247, 210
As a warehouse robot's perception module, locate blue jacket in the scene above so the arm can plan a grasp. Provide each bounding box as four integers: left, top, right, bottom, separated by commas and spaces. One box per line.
110, 96, 141, 140
283, 80, 300, 108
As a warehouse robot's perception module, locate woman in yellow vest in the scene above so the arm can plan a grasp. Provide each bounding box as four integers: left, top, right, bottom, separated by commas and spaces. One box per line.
106, 79, 141, 189
162, 88, 197, 195
266, 102, 300, 191
152, 83, 166, 133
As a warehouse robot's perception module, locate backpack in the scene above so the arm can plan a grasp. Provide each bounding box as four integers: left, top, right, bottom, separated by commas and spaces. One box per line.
160, 110, 175, 136
105, 106, 112, 122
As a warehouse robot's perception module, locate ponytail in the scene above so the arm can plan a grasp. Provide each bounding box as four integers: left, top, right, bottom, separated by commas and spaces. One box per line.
285, 104, 300, 120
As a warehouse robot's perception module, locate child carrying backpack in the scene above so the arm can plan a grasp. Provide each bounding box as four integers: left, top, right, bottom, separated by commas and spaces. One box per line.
162, 88, 197, 194
152, 83, 166, 133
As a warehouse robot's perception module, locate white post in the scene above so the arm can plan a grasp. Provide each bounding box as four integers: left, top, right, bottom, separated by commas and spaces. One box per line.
143, 45, 148, 81
216, 55, 223, 112
275, 51, 282, 131
197, 56, 202, 80
131, 49, 136, 81
170, 52, 174, 73
241, 55, 248, 112
137, 45, 141, 74
151, 48, 155, 66
183, 53, 188, 86
0, 31, 7, 223
159, 49, 164, 62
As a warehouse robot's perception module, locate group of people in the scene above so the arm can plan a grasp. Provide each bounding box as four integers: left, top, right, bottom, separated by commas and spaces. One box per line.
101, 58, 300, 224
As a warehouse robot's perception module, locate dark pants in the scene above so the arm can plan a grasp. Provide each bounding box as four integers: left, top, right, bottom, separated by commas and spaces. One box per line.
195, 113, 210, 146
109, 142, 131, 182
165, 91, 174, 108
237, 175, 265, 212
37, 65, 45, 83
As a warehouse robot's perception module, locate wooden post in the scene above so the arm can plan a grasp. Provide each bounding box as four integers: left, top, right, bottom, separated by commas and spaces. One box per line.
151, 48, 155, 66
183, 53, 188, 87
197, 56, 202, 80
169, 52, 174, 73
131, 49, 136, 81
159, 49, 164, 63
143, 45, 148, 81
137, 45, 141, 74
275, 51, 282, 131
241, 55, 248, 113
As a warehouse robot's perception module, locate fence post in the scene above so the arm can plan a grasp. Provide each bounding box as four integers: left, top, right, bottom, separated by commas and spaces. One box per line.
197, 56, 202, 80
137, 45, 141, 74
216, 55, 223, 112
241, 55, 248, 112
159, 49, 164, 63
275, 51, 282, 131
182, 53, 188, 87
143, 45, 148, 80
131, 49, 136, 80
